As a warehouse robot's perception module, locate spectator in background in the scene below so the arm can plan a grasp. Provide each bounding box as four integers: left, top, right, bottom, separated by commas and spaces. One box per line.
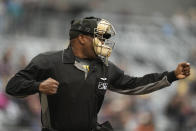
0, 0, 6, 33
188, 8, 196, 36
17, 54, 27, 70
0, 77, 9, 110
6, 0, 24, 34
165, 94, 186, 131
0, 48, 12, 83
136, 112, 155, 131
172, 9, 189, 29
188, 48, 196, 66
165, 93, 196, 131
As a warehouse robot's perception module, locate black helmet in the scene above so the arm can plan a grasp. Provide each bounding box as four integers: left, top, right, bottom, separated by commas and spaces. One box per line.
69, 17, 115, 40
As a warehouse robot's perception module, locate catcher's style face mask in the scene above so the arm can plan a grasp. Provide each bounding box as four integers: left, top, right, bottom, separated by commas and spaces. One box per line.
93, 19, 116, 65
69, 17, 116, 65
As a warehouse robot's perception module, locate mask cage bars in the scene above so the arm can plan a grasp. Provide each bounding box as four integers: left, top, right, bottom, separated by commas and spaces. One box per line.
93, 19, 116, 66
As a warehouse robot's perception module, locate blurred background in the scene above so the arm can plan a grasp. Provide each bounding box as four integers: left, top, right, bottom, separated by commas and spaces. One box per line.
0, 0, 196, 131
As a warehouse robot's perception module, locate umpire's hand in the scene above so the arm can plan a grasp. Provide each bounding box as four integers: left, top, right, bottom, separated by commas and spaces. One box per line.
175, 62, 191, 79
39, 78, 59, 95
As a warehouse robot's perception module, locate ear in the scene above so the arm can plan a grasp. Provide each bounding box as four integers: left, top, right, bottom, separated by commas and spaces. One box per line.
78, 35, 85, 45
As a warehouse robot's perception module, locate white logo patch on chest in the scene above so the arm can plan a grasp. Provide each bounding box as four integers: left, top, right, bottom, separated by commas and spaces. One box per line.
98, 82, 108, 90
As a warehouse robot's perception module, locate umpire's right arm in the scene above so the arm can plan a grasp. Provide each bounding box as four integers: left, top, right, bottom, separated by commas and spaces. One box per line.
6, 54, 58, 97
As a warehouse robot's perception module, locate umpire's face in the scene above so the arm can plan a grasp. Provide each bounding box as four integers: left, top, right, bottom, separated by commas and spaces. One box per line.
78, 34, 98, 59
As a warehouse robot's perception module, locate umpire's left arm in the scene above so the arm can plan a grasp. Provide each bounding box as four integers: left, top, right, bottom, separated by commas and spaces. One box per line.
108, 62, 190, 95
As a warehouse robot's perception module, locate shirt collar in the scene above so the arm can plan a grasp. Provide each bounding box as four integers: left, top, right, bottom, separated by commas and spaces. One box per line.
62, 45, 75, 64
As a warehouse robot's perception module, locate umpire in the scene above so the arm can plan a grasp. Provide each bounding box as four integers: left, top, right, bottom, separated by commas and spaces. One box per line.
6, 17, 190, 131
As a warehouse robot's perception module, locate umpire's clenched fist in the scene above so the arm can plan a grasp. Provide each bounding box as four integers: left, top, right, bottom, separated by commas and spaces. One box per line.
175, 62, 191, 79
39, 78, 59, 95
